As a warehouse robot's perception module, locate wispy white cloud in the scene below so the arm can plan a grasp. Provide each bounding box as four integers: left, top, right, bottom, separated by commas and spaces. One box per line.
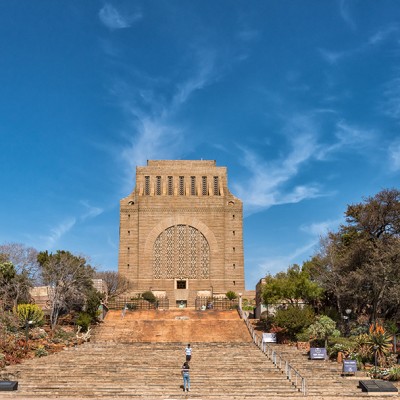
115, 50, 218, 191
42, 218, 77, 249
319, 49, 346, 65
251, 218, 342, 281
233, 117, 323, 214
251, 240, 318, 281
99, 4, 142, 30
368, 25, 398, 45
80, 201, 104, 221
382, 76, 400, 122
236, 28, 260, 43
339, 0, 356, 30
388, 139, 400, 171
320, 25, 398, 65
335, 121, 375, 144
35, 202, 103, 250
171, 49, 216, 108
233, 112, 377, 216
120, 117, 184, 177
300, 218, 342, 236
316, 120, 376, 160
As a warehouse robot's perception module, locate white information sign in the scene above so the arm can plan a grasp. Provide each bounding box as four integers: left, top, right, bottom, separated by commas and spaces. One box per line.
262, 332, 277, 343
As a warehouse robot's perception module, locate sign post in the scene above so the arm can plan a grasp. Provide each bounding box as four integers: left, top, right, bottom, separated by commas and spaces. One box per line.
310, 347, 327, 360
343, 360, 357, 375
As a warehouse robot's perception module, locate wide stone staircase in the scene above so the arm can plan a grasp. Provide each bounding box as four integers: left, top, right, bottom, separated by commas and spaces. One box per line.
92, 309, 252, 343
272, 344, 367, 398
0, 310, 399, 399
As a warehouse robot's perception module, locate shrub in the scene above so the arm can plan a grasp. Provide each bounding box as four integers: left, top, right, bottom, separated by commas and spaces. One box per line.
366, 322, 393, 367
52, 327, 75, 342
84, 287, 102, 320
327, 337, 356, 360
226, 291, 237, 300
387, 366, 400, 381
306, 315, 340, 348
296, 330, 311, 342
242, 298, 254, 311
35, 345, 48, 358
16, 304, 44, 328
0, 334, 27, 366
273, 305, 315, 341
30, 327, 48, 340
142, 291, 156, 303
354, 333, 373, 365
0, 309, 19, 333
76, 312, 92, 332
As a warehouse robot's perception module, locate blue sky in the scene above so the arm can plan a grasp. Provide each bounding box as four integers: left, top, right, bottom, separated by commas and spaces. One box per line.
1, 1, 399, 290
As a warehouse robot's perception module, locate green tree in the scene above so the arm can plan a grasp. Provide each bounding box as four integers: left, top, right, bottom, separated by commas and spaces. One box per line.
262, 264, 323, 307
311, 189, 400, 322
37, 250, 95, 330
273, 305, 315, 340
306, 315, 340, 348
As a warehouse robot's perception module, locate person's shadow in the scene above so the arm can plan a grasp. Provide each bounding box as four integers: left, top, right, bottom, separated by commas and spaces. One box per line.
180, 384, 189, 394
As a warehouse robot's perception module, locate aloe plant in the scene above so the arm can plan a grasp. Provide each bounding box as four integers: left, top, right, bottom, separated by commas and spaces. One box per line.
366, 322, 393, 367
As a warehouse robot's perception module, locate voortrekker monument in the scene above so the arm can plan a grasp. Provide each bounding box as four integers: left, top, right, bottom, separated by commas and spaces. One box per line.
118, 160, 245, 307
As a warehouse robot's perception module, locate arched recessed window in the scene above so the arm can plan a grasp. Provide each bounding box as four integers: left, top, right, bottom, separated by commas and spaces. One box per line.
153, 225, 210, 280
179, 176, 185, 195
144, 176, 150, 195
213, 176, 219, 195
156, 176, 162, 195
167, 176, 173, 195
190, 176, 196, 195
202, 176, 208, 196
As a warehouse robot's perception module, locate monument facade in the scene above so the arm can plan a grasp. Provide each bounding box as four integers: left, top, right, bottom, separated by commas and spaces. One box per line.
118, 160, 244, 307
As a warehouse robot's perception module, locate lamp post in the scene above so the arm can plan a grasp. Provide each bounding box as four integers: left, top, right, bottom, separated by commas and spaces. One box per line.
25, 320, 33, 348
344, 309, 351, 337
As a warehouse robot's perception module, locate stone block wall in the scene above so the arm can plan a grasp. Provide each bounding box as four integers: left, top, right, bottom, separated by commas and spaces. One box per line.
118, 160, 245, 307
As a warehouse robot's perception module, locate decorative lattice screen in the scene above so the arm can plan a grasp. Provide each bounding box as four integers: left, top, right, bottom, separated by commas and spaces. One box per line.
153, 225, 210, 279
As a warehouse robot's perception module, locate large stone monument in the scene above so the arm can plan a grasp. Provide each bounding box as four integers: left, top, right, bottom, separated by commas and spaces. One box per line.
118, 160, 244, 307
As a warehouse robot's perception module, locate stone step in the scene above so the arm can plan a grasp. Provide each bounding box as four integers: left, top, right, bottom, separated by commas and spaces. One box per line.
2, 311, 399, 399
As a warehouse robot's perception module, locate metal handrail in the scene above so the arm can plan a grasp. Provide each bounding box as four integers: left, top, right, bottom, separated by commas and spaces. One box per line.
238, 308, 307, 396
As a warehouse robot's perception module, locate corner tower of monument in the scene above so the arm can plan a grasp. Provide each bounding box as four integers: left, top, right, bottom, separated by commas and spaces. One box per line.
118, 160, 244, 307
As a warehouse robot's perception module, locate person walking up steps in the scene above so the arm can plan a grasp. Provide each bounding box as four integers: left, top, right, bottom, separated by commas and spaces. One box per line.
185, 343, 192, 362
181, 361, 190, 392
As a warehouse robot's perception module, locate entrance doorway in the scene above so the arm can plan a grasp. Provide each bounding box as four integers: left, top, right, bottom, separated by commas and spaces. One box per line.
177, 300, 187, 308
